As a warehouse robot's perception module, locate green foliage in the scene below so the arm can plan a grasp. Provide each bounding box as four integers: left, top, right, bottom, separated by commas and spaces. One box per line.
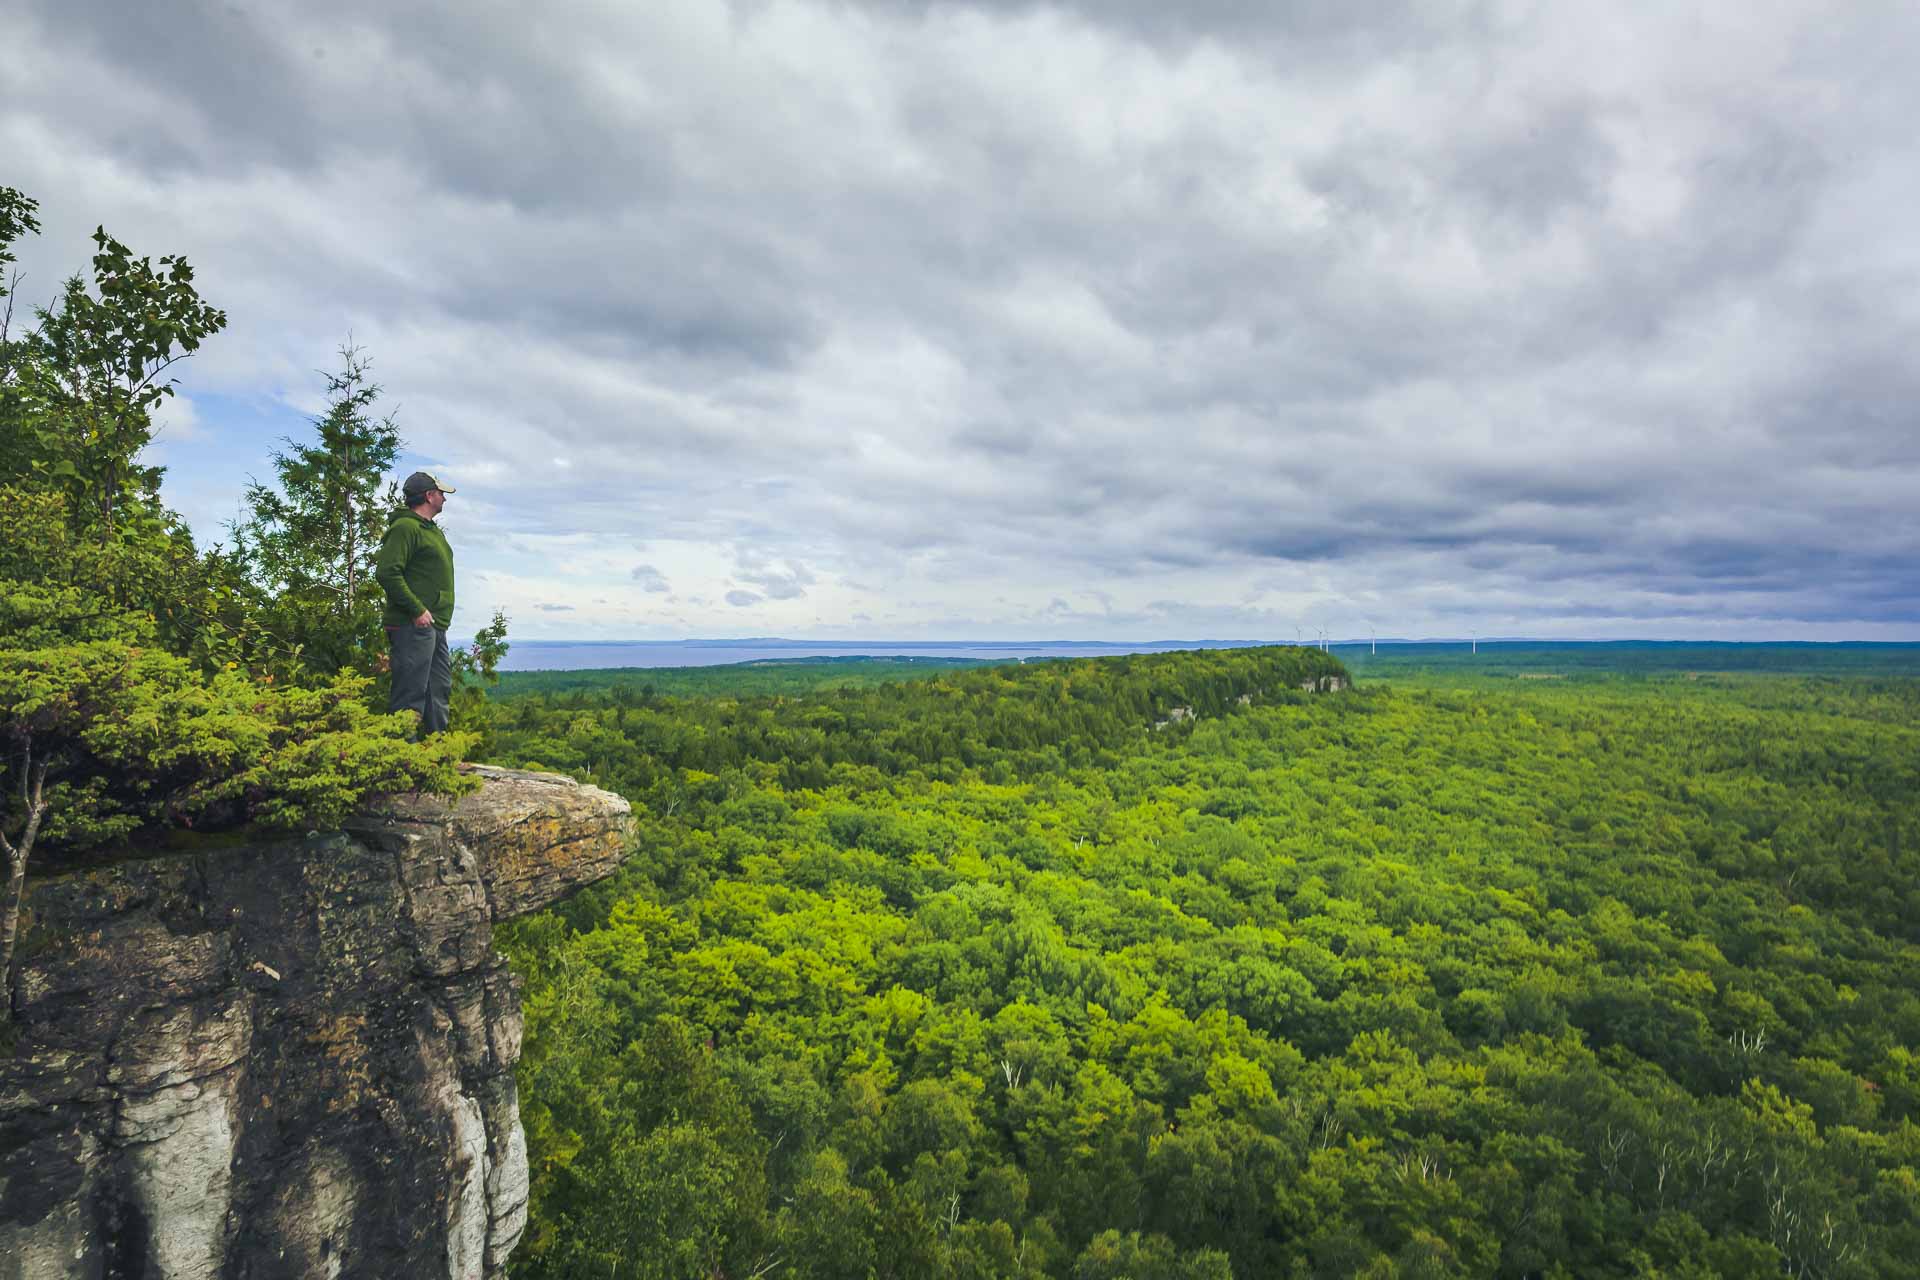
0, 187, 42, 393
1339, 639, 1920, 682
493, 656, 995, 702
229, 342, 402, 680
0, 639, 474, 847
1, 191, 252, 669
498, 654, 1920, 1278
0, 188, 40, 310
0, 189, 476, 859
1073, 1231, 1232, 1280
10, 227, 224, 539
487, 645, 1347, 810
0, 475, 478, 856
524, 1015, 772, 1278
450, 609, 511, 752
0, 482, 257, 669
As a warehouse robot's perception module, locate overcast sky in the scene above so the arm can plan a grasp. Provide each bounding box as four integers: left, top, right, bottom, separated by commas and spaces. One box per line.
6, 1, 1917, 641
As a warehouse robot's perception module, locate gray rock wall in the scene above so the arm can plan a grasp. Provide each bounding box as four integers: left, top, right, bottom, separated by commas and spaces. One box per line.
1, 767, 631, 1280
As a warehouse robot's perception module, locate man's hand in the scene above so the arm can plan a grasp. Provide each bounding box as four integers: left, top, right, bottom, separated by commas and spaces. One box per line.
414, 609, 434, 626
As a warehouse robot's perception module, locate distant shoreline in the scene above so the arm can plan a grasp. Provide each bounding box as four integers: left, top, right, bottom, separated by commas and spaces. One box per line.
495, 638, 1279, 671
491, 637, 1920, 673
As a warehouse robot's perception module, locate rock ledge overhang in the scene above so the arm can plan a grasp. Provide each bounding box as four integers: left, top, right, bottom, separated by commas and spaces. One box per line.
1, 767, 632, 1280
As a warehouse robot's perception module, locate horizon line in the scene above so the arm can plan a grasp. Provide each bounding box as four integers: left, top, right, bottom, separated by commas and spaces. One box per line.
501, 636, 1920, 647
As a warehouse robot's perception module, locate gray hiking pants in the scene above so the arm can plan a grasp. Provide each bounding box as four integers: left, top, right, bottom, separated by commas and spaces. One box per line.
388, 623, 452, 735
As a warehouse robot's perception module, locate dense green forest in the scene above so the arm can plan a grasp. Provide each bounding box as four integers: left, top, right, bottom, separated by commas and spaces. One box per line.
1337, 642, 1920, 682
488, 650, 1920, 1278
495, 655, 995, 701
494, 641, 1920, 705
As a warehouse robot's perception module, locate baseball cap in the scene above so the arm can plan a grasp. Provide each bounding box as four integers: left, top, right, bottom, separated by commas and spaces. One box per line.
402, 470, 456, 501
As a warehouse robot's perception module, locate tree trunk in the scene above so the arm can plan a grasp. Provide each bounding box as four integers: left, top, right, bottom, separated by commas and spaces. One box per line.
0, 759, 49, 1023
343, 454, 358, 620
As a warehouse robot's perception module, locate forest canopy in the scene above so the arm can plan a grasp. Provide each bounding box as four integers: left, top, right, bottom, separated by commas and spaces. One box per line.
489, 652, 1920, 1279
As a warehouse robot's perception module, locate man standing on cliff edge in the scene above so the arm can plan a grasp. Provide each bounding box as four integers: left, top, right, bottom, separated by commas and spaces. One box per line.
375, 471, 457, 735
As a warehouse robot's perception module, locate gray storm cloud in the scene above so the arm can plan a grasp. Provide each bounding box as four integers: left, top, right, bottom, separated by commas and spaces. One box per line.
5, 0, 1918, 637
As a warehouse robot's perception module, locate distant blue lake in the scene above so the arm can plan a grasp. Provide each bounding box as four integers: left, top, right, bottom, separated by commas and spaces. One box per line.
500, 639, 1279, 671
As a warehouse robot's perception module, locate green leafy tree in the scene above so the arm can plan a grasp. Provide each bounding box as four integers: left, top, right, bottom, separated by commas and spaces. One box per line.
229, 342, 401, 680
1072, 1230, 1233, 1280
0, 186, 42, 357
18, 227, 224, 542
0, 195, 252, 668
1, 187, 47, 488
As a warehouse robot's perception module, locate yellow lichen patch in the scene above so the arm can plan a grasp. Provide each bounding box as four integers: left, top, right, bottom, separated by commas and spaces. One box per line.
303, 1013, 376, 1112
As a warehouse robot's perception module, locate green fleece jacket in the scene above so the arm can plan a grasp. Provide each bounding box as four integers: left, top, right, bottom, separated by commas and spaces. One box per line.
375, 509, 455, 630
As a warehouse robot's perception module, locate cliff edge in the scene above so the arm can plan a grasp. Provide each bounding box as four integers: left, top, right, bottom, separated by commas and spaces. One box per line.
1, 766, 632, 1280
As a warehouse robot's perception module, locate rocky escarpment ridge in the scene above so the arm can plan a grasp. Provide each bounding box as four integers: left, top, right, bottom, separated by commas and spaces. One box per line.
1153, 675, 1349, 729
1, 766, 631, 1280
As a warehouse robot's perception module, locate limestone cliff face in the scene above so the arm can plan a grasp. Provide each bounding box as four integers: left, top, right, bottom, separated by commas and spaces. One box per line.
0, 766, 631, 1280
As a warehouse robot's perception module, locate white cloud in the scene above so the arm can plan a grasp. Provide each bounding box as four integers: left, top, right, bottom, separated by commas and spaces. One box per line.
7, 0, 1919, 638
